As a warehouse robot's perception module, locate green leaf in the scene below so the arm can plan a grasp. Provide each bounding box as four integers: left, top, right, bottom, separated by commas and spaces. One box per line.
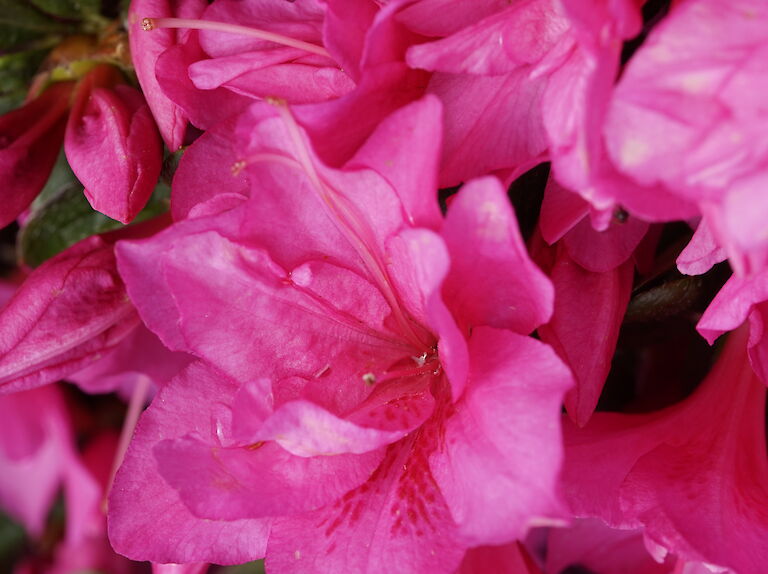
0, 46, 50, 114
19, 183, 124, 267
0, 0, 74, 51
19, 152, 171, 267
219, 560, 266, 574
0, 25, 45, 51
30, 0, 101, 20
33, 148, 79, 208
0, 0, 74, 32
0, 511, 26, 573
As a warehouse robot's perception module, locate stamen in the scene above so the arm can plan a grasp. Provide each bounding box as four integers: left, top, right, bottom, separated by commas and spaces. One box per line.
363, 373, 377, 386
102, 375, 151, 512
235, 152, 303, 173
231, 160, 246, 176
269, 102, 432, 350
141, 17, 331, 58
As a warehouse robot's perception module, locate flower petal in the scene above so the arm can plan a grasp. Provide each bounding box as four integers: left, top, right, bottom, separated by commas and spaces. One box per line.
430, 327, 571, 544
442, 176, 553, 334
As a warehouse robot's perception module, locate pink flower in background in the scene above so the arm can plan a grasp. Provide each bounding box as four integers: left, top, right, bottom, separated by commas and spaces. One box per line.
400, 0, 562, 186
697, 268, 768, 386
0, 216, 190, 395
46, 432, 138, 574
605, 0, 768, 273
561, 328, 768, 573
127, 0, 201, 150
0, 385, 99, 543
108, 96, 572, 571
458, 542, 543, 574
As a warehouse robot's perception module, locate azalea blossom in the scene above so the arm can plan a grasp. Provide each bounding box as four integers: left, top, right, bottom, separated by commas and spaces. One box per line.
108, 96, 572, 571
605, 0, 768, 273
2, 0, 767, 571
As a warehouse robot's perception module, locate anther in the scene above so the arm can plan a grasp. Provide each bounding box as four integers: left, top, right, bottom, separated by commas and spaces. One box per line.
363, 373, 377, 386
265, 95, 287, 107
231, 160, 246, 176
141, 17, 155, 31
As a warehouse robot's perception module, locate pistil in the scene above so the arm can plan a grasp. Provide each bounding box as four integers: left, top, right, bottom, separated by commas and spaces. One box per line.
242, 100, 433, 351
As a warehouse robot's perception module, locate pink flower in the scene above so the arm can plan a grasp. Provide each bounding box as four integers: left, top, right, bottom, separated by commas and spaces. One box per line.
459, 541, 543, 574
47, 432, 138, 574
561, 327, 768, 573
69, 323, 191, 396
152, 564, 208, 574
65, 64, 163, 224
604, 0, 768, 273
0, 385, 100, 545
0, 81, 74, 229
400, 0, 562, 186
132, 0, 428, 173
697, 269, 768, 386
677, 218, 727, 277
109, 96, 572, 571
129, 0, 377, 142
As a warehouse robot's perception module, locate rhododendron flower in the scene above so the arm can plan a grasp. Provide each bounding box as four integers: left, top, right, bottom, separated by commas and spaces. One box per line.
127, 0, 201, 150
533, 236, 633, 427
152, 563, 209, 574
605, 0, 768, 272
400, 0, 561, 185
459, 542, 543, 574
561, 328, 768, 573
66, 64, 163, 224
45, 432, 139, 574
130, 0, 356, 136
697, 269, 768, 386
677, 218, 727, 277
132, 0, 428, 165
108, 96, 572, 571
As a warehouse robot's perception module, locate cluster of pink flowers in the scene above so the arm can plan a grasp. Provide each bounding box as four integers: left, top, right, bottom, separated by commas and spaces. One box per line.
0, 0, 767, 572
